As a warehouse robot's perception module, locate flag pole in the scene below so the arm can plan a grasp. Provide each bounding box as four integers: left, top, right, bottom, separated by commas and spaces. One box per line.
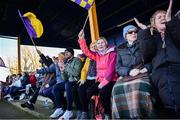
29, 37, 38, 51
18, 10, 38, 51
82, 15, 89, 30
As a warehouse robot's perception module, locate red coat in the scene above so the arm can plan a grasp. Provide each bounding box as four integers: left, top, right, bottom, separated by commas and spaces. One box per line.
28, 74, 37, 86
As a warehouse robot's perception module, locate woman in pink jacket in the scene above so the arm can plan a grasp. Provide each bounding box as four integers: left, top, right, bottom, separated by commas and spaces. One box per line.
78, 30, 118, 118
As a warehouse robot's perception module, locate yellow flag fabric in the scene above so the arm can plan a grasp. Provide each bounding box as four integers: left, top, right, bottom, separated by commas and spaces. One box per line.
23, 12, 43, 38
70, 0, 94, 10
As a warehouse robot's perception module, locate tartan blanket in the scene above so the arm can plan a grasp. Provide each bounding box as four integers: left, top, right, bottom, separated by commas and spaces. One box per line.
112, 77, 153, 119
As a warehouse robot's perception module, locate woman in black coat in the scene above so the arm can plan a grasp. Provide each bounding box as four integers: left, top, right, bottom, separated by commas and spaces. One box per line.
112, 25, 153, 119
139, 10, 180, 118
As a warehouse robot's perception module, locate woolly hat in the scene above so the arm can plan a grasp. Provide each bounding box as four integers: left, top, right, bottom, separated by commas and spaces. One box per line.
65, 47, 74, 55
123, 25, 137, 39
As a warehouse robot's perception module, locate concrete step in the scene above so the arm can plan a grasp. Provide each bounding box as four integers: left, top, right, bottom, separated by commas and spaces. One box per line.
9, 96, 55, 119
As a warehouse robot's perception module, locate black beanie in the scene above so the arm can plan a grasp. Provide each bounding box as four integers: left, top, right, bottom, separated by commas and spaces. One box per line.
65, 47, 74, 55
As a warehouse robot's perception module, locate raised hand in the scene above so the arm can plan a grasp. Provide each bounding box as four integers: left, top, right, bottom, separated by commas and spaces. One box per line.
53, 56, 58, 64
58, 59, 65, 71
36, 49, 42, 55
134, 18, 148, 29
166, 0, 173, 22
175, 10, 180, 19
59, 64, 65, 72
78, 29, 85, 39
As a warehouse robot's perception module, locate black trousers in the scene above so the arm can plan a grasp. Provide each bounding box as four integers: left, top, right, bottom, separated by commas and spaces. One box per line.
78, 80, 95, 112
29, 86, 40, 104
72, 83, 81, 110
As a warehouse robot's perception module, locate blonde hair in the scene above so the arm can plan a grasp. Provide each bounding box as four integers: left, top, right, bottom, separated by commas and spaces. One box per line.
90, 42, 95, 47
90, 42, 97, 51
95, 37, 108, 48
58, 53, 65, 60
150, 10, 166, 26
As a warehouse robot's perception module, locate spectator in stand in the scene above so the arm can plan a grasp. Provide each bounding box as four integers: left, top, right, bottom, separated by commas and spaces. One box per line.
37, 49, 53, 67
4, 74, 23, 101
49, 52, 67, 119
77, 53, 86, 64
138, 9, 180, 118
20, 72, 29, 89
134, 0, 173, 30
75, 42, 97, 119
2, 76, 11, 97
58, 48, 83, 120
21, 50, 54, 110
78, 30, 118, 118
111, 25, 153, 119
28, 72, 37, 90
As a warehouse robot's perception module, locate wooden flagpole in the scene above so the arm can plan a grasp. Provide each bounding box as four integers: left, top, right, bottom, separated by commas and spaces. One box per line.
82, 15, 89, 30
17, 36, 21, 73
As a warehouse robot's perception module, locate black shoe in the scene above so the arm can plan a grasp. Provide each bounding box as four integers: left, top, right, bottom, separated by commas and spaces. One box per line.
21, 102, 34, 110
81, 112, 89, 119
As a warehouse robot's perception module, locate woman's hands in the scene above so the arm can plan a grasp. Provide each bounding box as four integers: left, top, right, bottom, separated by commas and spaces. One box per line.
58, 60, 65, 72
134, 18, 148, 30
175, 10, 180, 19
78, 29, 85, 39
77, 79, 85, 86
129, 68, 140, 76
36, 49, 42, 55
166, 0, 173, 22
139, 68, 148, 74
134, 17, 154, 35
129, 67, 148, 77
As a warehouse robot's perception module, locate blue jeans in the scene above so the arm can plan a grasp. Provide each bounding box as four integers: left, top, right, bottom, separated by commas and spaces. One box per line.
52, 82, 65, 108
65, 81, 77, 110
41, 82, 65, 108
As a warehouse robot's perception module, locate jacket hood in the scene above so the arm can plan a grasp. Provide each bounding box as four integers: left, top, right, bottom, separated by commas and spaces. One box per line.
97, 46, 116, 55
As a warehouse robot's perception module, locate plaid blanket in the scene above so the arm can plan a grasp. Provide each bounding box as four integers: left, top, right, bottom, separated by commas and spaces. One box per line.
112, 77, 153, 119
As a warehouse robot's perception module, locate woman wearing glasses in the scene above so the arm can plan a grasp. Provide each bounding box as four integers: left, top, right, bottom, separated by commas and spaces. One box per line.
112, 25, 153, 119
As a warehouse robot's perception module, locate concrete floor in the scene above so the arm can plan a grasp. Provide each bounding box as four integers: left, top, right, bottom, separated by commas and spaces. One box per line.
0, 100, 37, 119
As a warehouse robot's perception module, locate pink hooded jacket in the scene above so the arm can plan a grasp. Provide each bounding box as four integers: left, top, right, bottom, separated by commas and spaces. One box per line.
78, 38, 118, 87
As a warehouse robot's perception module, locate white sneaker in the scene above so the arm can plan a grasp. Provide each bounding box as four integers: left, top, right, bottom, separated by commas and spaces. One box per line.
4, 94, 11, 98
50, 108, 64, 118
19, 93, 25, 100
58, 110, 73, 120
7, 97, 13, 101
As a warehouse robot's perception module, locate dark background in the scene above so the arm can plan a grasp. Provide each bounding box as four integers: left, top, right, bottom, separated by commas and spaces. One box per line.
0, 0, 179, 48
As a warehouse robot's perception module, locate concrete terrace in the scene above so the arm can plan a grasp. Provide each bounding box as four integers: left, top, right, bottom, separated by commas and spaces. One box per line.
0, 96, 55, 119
